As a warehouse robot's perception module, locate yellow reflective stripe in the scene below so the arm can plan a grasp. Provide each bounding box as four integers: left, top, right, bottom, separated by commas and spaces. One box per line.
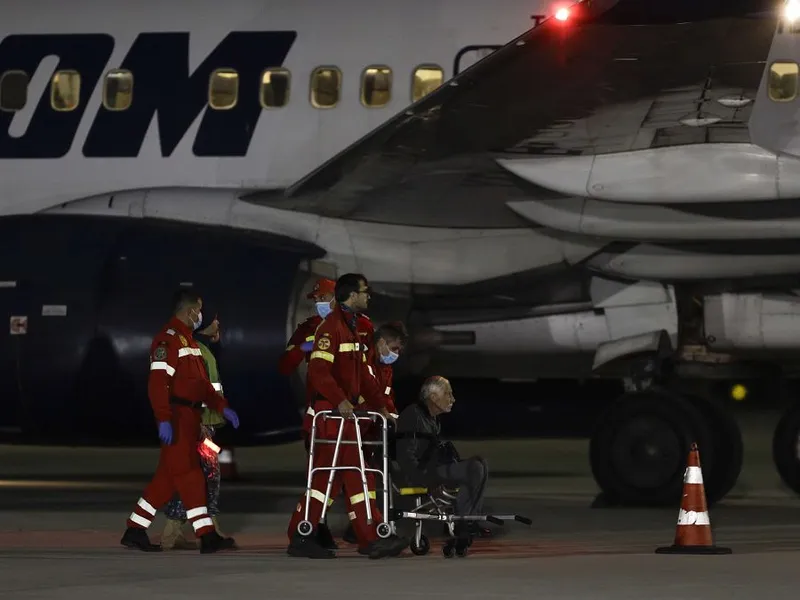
362, 354, 367, 363
309, 490, 335, 506
310, 351, 335, 362
349, 491, 376, 505
399, 487, 428, 496
339, 342, 361, 352
305, 335, 315, 342
357, 396, 365, 405
286, 344, 295, 351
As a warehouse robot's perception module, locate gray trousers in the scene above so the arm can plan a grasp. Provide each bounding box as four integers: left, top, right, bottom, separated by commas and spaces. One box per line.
432, 456, 488, 516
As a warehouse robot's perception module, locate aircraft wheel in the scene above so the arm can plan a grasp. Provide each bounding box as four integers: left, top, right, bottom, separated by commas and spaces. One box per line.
773, 400, 800, 495
685, 393, 743, 506
590, 389, 711, 507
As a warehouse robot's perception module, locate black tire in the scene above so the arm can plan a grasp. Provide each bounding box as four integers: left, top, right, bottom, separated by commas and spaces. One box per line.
590, 389, 711, 507
410, 535, 430, 556
685, 394, 743, 505
773, 401, 800, 495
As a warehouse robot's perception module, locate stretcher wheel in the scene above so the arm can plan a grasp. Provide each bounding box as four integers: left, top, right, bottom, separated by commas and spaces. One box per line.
456, 543, 469, 557
297, 521, 313, 537
410, 535, 430, 556
376, 522, 392, 539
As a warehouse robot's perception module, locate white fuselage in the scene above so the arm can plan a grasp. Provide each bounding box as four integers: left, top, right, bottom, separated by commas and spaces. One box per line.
0, 0, 547, 214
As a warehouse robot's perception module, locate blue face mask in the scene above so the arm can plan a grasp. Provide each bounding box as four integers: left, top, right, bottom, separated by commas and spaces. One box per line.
315, 301, 333, 319
380, 349, 399, 365
192, 310, 203, 331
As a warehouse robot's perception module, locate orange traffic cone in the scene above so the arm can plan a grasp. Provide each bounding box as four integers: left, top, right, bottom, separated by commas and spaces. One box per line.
655, 443, 731, 555
219, 447, 240, 481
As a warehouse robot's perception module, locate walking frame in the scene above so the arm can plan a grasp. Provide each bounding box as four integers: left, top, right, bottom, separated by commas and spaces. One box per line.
296, 409, 532, 556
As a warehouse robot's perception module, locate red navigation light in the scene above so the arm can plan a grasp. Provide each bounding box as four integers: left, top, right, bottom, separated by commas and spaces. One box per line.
555, 7, 570, 21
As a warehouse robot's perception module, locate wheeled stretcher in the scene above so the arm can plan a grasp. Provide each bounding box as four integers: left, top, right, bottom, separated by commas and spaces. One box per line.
297, 409, 532, 557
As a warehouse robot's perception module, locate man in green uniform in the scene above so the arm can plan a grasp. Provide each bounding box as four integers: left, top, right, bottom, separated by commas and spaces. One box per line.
160, 309, 234, 550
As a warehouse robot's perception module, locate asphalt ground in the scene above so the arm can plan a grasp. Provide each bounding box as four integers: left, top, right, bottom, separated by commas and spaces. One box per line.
0, 409, 798, 599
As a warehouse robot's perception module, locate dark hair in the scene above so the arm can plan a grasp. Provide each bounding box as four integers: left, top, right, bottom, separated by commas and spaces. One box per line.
335, 273, 367, 303
376, 321, 408, 346
171, 289, 201, 314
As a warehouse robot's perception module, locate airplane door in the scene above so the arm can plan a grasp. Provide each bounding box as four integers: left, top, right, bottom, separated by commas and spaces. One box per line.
453, 45, 502, 76
0, 280, 26, 434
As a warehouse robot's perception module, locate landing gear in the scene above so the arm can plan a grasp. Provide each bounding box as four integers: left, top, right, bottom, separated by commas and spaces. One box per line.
590, 387, 743, 507
772, 399, 800, 495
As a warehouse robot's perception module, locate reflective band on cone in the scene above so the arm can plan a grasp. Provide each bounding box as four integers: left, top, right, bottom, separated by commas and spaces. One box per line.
655, 442, 732, 555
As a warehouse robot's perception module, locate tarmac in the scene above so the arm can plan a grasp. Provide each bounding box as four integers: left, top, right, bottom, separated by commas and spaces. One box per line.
1, 408, 800, 599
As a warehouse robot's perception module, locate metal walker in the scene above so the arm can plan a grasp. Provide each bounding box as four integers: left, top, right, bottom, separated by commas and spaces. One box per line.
297, 409, 393, 540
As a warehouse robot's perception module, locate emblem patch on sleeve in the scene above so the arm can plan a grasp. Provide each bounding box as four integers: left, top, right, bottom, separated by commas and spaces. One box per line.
317, 337, 331, 350
153, 345, 167, 361
178, 335, 188, 347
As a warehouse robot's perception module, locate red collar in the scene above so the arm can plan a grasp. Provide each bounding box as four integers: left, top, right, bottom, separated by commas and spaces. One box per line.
168, 316, 193, 338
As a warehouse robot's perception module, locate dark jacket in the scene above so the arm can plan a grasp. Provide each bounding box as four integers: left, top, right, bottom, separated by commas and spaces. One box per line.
395, 401, 443, 486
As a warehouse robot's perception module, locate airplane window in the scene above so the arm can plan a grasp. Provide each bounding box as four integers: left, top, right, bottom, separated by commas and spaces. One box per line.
412, 65, 444, 102
0, 70, 29, 112
261, 68, 291, 108
310, 66, 341, 109
361, 66, 392, 108
103, 69, 133, 111
768, 61, 799, 102
51, 70, 81, 112
208, 68, 239, 110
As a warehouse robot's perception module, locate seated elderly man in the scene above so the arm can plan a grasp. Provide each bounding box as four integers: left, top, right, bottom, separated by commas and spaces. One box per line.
394, 376, 489, 540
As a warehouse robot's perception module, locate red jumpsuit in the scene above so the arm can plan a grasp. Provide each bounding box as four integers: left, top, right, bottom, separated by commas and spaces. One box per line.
277, 314, 322, 442
287, 305, 387, 550
126, 317, 229, 538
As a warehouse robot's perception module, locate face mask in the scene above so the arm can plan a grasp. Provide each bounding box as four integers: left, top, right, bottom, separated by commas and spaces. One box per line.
380, 349, 399, 365
315, 301, 333, 319
192, 310, 203, 331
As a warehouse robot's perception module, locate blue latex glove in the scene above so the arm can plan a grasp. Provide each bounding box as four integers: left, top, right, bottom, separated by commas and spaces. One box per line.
158, 421, 173, 445
223, 407, 240, 429
300, 341, 314, 352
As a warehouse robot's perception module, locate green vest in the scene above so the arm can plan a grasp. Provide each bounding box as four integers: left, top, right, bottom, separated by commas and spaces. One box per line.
197, 340, 226, 427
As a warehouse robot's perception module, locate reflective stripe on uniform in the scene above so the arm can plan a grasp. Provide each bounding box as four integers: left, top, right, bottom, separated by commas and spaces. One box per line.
309, 489, 335, 506
310, 351, 334, 362
306, 406, 315, 416
357, 396, 365, 405
212, 382, 223, 392
178, 347, 202, 358
129, 513, 151, 527
338, 343, 361, 352
286, 344, 296, 351
305, 335, 315, 342
348, 511, 356, 520
349, 491, 376, 505
186, 506, 208, 520
150, 361, 175, 376
367, 364, 375, 377
137, 497, 156, 516
192, 517, 214, 531
384, 386, 391, 395
166, 329, 175, 336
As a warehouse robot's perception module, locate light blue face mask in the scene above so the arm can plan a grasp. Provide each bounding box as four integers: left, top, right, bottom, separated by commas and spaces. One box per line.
315, 301, 333, 319
380, 349, 399, 365
192, 310, 203, 331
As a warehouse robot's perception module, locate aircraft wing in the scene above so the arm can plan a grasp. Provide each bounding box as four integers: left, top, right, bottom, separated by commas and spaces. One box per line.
248, 0, 778, 222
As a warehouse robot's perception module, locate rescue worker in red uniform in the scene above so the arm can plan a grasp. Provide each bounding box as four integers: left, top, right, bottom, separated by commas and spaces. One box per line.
342, 320, 408, 543
287, 273, 409, 559
278, 277, 338, 549
278, 277, 336, 447
120, 289, 241, 554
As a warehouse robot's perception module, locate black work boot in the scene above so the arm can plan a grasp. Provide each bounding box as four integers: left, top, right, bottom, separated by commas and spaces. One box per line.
287, 532, 336, 559
316, 522, 339, 550
342, 523, 358, 544
365, 534, 408, 559
120, 527, 162, 552
199, 530, 237, 554
468, 522, 493, 538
